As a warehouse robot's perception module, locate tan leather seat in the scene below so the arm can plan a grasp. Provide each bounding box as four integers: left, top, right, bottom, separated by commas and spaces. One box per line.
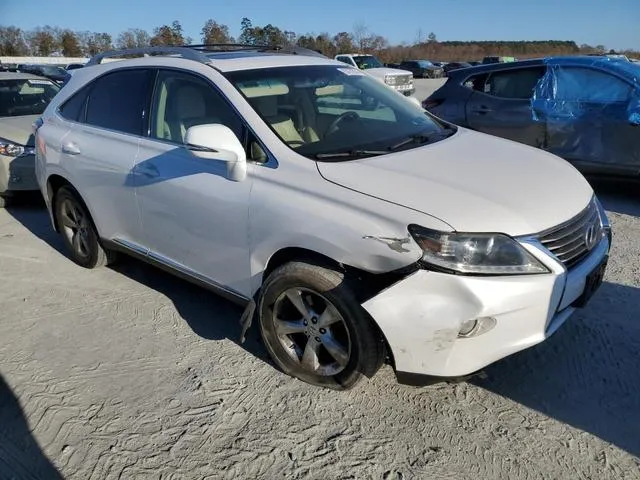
251, 96, 306, 146
166, 85, 220, 142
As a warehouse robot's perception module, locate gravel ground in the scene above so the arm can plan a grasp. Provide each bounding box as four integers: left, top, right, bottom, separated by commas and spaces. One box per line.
0, 181, 639, 479
413, 78, 446, 102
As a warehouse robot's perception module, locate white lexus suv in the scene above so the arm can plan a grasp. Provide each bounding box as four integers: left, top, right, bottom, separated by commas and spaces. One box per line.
35, 45, 611, 389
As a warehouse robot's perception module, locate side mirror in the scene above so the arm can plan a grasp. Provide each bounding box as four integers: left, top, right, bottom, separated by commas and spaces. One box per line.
629, 112, 640, 127
184, 124, 247, 182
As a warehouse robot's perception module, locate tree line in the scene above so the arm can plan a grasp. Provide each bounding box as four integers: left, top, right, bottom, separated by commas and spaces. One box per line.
0, 19, 637, 61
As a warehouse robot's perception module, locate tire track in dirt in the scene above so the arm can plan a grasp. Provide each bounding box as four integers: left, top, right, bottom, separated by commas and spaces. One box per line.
1, 204, 639, 479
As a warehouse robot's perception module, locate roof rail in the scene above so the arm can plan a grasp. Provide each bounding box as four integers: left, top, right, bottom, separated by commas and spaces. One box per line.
188, 43, 268, 51
186, 43, 327, 58
86, 46, 212, 66
86, 43, 328, 66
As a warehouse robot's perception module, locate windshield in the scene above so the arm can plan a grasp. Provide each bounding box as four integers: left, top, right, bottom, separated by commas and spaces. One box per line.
417, 60, 433, 67
227, 65, 453, 160
0, 78, 60, 117
352, 55, 384, 70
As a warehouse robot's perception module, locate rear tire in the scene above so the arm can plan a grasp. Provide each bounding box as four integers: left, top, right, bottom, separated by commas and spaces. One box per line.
258, 261, 384, 390
53, 186, 115, 269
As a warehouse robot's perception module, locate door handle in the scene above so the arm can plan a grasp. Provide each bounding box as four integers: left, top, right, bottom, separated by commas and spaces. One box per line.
136, 163, 160, 178
472, 106, 493, 114
61, 142, 81, 155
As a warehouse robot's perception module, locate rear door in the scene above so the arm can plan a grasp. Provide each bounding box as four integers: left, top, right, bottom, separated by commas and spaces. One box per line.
544, 66, 640, 176
56, 68, 154, 246
465, 66, 546, 148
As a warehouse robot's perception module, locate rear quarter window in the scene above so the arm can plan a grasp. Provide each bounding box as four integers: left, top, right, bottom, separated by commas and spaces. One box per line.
462, 73, 489, 91
59, 87, 89, 122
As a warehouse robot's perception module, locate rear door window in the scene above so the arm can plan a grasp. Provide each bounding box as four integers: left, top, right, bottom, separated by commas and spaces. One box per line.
462, 73, 489, 92
85, 69, 154, 135
484, 67, 546, 99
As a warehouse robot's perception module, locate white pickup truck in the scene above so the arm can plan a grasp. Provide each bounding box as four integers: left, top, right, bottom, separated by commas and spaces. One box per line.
335, 53, 415, 96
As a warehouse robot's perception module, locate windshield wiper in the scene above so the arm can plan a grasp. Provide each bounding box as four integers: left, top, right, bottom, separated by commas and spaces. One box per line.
314, 149, 388, 160
389, 134, 432, 151
389, 128, 456, 152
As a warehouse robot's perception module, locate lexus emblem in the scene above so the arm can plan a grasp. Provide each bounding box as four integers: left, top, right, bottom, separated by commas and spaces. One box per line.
584, 224, 599, 251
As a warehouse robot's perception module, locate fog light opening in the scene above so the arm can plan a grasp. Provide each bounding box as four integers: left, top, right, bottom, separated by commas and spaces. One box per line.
458, 319, 478, 337
458, 317, 496, 338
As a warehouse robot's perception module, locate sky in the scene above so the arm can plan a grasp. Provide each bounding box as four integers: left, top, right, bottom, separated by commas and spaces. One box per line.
1, 0, 639, 51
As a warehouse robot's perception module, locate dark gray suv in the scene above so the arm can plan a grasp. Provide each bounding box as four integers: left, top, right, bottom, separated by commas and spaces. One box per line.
423, 56, 640, 180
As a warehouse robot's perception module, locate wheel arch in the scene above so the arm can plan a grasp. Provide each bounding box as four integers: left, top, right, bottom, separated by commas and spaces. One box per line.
46, 174, 74, 232
46, 174, 98, 236
261, 246, 418, 370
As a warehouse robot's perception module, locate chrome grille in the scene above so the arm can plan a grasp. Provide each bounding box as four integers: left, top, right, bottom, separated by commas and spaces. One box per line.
536, 199, 603, 269
396, 75, 412, 86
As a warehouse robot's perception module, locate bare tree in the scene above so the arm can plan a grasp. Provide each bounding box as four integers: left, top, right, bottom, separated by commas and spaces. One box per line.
59, 30, 82, 57
116, 28, 150, 49
0, 26, 29, 56
27, 27, 59, 56
333, 32, 355, 54
352, 22, 369, 51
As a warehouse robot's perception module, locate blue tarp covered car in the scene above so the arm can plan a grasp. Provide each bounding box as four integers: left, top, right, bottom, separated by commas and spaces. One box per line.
424, 56, 640, 179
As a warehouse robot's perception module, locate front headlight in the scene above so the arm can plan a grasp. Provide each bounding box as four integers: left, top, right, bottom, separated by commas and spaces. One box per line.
409, 225, 549, 275
385, 75, 397, 86
0, 138, 31, 157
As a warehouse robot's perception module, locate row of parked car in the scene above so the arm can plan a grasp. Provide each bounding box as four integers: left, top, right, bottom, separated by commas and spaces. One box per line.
0, 62, 84, 84
386, 56, 519, 78
0, 45, 633, 391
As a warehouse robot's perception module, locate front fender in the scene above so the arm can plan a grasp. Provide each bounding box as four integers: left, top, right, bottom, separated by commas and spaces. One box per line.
248, 162, 448, 295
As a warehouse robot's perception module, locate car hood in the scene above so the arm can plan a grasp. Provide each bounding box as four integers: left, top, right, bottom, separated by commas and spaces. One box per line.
316, 128, 594, 236
366, 67, 413, 77
0, 115, 39, 146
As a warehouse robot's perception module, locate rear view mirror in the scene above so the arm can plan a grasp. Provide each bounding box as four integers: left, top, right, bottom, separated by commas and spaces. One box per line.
184, 124, 247, 182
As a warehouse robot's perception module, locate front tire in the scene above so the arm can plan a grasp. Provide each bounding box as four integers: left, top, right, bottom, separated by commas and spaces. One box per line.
53, 186, 115, 269
258, 261, 384, 390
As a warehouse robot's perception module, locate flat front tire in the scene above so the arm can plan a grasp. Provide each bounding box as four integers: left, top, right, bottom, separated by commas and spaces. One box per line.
53, 186, 114, 269
258, 261, 384, 390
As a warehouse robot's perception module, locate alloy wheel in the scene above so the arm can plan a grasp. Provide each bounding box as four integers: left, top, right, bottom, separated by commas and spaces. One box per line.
59, 198, 91, 259
272, 287, 351, 376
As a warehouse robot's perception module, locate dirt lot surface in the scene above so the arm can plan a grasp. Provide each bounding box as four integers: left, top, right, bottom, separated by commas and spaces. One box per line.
1, 181, 639, 480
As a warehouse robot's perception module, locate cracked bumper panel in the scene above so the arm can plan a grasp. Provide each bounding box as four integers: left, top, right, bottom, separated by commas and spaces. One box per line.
363, 236, 610, 378
0, 153, 38, 194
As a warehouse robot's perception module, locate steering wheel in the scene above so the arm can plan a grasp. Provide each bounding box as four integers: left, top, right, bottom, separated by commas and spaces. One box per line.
326, 111, 360, 136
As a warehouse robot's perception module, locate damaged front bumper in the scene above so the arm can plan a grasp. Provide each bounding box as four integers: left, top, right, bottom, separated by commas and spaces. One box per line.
0, 153, 38, 195
362, 234, 610, 382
